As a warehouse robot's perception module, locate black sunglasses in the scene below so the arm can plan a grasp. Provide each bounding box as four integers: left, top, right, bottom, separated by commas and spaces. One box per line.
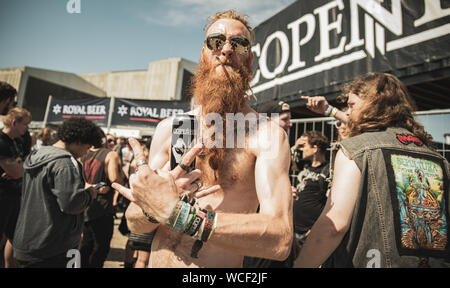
205, 33, 250, 55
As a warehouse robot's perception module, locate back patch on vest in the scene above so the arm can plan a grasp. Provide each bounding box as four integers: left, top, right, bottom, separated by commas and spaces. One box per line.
383, 150, 449, 258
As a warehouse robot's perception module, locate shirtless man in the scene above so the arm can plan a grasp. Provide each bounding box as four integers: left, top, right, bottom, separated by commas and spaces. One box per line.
113, 10, 293, 268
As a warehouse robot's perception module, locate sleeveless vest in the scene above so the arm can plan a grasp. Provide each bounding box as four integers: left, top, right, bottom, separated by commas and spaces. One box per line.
331, 127, 449, 268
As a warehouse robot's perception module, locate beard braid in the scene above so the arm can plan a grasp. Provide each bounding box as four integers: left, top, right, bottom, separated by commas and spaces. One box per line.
191, 56, 252, 183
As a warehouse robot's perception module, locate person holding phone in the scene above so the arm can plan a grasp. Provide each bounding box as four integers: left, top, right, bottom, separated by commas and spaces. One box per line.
13, 118, 105, 268
79, 127, 124, 268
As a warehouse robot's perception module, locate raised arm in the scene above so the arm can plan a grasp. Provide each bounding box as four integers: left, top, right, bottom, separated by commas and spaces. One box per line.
295, 149, 361, 267
301, 96, 348, 124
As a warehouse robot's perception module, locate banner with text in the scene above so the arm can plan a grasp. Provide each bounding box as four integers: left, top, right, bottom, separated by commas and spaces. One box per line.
250, 0, 450, 104
46, 97, 110, 126
112, 99, 190, 127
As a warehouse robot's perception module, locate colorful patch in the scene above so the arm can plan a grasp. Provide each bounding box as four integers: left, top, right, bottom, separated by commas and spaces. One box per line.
396, 134, 423, 146
384, 150, 449, 258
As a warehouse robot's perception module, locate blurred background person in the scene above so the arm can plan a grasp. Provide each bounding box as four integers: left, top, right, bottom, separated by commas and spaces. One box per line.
105, 134, 116, 150
80, 128, 124, 268
293, 131, 330, 248
32, 127, 54, 152
13, 117, 105, 268
0, 108, 31, 268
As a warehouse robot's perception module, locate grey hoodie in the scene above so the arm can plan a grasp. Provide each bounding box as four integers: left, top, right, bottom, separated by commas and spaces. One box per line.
13, 146, 93, 262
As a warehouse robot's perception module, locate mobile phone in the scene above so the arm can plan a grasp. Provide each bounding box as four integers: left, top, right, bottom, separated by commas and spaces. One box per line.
94, 182, 107, 190
170, 114, 197, 171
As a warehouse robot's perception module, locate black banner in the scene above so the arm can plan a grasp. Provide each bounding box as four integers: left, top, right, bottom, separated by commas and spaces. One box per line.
46, 97, 110, 126
111, 98, 190, 127
250, 0, 450, 105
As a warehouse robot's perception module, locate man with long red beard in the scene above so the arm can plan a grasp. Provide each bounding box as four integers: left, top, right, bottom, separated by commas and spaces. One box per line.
113, 10, 293, 268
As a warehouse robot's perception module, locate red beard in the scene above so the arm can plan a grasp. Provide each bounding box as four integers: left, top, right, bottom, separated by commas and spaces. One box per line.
190, 55, 252, 182
192, 56, 251, 115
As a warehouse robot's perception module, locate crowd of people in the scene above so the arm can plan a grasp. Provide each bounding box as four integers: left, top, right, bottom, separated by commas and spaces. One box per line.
0, 9, 449, 269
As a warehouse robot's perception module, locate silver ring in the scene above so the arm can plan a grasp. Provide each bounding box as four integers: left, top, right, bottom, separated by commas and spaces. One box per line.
179, 163, 190, 172
194, 180, 202, 190
136, 159, 148, 167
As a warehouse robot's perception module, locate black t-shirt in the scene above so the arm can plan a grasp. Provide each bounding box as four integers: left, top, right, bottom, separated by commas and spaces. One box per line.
0, 131, 22, 196
293, 162, 330, 234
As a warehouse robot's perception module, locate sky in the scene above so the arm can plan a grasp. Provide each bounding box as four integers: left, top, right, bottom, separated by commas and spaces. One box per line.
0, 0, 296, 74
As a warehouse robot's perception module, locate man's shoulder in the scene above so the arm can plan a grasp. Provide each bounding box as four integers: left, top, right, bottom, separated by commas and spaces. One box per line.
247, 117, 290, 163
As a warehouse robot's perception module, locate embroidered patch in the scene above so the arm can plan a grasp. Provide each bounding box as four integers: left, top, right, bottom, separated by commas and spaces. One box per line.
396, 134, 423, 146
384, 150, 449, 258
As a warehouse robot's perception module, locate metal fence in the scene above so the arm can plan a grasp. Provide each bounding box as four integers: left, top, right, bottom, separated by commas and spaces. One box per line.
288, 109, 450, 186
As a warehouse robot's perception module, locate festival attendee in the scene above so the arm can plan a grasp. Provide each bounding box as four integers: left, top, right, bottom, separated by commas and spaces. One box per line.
13, 118, 105, 268
105, 134, 116, 150
113, 10, 293, 268
0, 82, 16, 117
293, 131, 330, 247
0, 108, 31, 268
32, 127, 54, 152
296, 72, 450, 268
79, 128, 124, 268
257, 100, 293, 133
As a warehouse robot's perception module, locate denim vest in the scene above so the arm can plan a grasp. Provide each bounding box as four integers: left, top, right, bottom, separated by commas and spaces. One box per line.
331, 127, 450, 268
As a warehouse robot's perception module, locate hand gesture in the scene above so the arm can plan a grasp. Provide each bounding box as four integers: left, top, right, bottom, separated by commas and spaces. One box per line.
301, 96, 329, 115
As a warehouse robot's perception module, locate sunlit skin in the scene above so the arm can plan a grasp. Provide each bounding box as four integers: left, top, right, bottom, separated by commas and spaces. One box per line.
202, 19, 253, 76
114, 18, 293, 268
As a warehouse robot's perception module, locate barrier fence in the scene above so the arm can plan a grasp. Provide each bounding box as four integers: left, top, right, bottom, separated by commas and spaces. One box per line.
288, 109, 450, 187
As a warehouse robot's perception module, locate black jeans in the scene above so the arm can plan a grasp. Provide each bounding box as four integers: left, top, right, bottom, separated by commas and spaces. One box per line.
79, 214, 114, 268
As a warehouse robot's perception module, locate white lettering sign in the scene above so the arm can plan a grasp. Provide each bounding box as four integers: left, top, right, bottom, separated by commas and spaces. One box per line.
251, 0, 450, 94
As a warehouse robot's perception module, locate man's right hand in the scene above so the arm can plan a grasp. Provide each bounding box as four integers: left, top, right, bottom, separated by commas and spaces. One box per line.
301, 96, 329, 115
113, 139, 220, 224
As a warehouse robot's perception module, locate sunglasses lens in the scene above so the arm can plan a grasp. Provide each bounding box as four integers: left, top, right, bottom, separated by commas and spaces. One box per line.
206, 34, 226, 51
206, 34, 249, 54
230, 36, 250, 55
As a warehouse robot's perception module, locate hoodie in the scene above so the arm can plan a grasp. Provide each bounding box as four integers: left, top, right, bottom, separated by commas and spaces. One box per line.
13, 146, 93, 262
